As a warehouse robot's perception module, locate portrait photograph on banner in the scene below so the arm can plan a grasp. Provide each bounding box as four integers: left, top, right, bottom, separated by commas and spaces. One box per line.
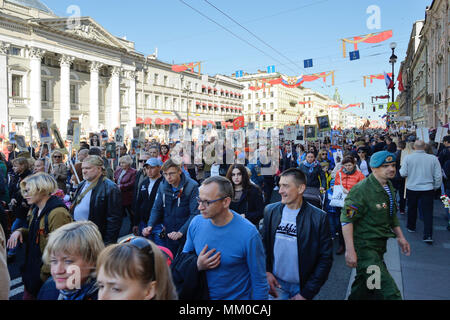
37, 121, 52, 143
66, 119, 77, 141
100, 129, 109, 141
105, 142, 117, 159
14, 135, 28, 152
316, 115, 331, 132
115, 128, 124, 147
305, 125, 317, 140
50, 123, 68, 154
295, 126, 305, 144
90, 133, 101, 147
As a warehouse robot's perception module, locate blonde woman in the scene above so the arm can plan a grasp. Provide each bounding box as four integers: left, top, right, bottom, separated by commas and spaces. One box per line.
6, 173, 72, 299
96, 237, 178, 300
38, 221, 104, 300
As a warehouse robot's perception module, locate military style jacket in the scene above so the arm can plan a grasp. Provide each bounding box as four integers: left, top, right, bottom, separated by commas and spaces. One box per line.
340, 174, 400, 243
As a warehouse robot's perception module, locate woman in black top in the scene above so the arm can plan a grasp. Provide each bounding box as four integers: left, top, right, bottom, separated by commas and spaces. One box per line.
226, 164, 264, 227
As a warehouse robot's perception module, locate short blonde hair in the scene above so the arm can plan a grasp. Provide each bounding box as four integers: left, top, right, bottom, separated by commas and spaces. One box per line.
83, 155, 104, 168
119, 155, 133, 166
42, 221, 104, 267
97, 239, 178, 300
20, 172, 57, 197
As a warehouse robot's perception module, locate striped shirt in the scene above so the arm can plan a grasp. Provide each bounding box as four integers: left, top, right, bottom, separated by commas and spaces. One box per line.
383, 185, 394, 216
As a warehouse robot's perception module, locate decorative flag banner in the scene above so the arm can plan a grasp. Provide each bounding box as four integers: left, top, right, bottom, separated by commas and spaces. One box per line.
349, 50, 360, 61
398, 72, 405, 92
384, 72, 394, 89
341, 30, 393, 58
304, 59, 313, 68
233, 116, 245, 131
264, 70, 336, 89
329, 103, 361, 110
363, 73, 392, 87
374, 95, 390, 100
171, 62, 201, 75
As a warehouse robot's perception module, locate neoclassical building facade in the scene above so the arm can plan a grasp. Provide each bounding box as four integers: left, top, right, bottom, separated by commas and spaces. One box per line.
0, 0, 244, 140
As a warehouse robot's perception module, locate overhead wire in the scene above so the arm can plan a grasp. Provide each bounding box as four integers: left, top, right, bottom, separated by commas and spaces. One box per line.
202, 0, 305, 73
178, 0, 300, 74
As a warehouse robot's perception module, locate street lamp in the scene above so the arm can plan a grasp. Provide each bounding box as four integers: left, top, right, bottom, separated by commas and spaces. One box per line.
388, 42, 397, 128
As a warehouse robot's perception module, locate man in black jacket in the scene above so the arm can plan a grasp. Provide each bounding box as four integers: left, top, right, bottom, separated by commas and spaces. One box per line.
261, 168, 333, 300
132, 158, 164, 238
70, 155, 122, 245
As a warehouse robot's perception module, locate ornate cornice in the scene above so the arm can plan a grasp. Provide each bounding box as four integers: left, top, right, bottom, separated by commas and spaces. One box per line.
28, 47, 46, 59
0, 42, 10, 55
59, 54, 75, 67
90, 61, 103, 72
111, 66, 121, 77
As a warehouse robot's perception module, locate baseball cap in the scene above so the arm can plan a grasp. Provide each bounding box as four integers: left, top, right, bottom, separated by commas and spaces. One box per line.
144, 158, 163, 167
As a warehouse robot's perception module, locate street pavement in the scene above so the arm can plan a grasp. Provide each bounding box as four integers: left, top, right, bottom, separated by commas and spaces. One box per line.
7, 193, 449, 300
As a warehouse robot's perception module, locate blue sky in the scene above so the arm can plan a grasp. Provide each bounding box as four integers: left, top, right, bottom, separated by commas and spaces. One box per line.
43, 0, 432, 121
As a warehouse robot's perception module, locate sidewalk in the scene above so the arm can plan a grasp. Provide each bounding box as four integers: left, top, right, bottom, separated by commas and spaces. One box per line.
346, 199, 450, 300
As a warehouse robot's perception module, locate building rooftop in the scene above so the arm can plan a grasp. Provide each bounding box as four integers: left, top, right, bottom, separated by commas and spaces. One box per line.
6, 0, 53, 14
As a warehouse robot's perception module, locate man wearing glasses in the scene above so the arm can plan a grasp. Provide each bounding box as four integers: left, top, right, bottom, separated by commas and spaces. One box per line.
143, 158, 199, 256
182, 176, 268, 300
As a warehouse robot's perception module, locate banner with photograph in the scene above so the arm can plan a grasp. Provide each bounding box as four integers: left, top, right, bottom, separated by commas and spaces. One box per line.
115, 128, 124, 147
37, 121, 52, 143
50, 123, 68, 154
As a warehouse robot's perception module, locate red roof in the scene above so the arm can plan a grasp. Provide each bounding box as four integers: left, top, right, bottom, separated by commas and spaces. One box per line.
163, 118, 172, 125
155, 118, 163, 125
136, 117, 144, 124
144, 118, 152, 125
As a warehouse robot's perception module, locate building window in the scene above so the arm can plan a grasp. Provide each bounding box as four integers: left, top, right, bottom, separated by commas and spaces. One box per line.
145, 94, 149, 108
99, 87, 105, 106
41, 80, 47, 101
270, 114, 274, 121
248, 93, 251, 99
164, 97, 168, 109
270, 102, 274, 109
154, 73, 159, 85
70, 84, 77, 104
155, 95, 160, 109
263, 92, 266, 98
163, 75, 168, 87
10, 47, 21, 56
11, 75, 22, 97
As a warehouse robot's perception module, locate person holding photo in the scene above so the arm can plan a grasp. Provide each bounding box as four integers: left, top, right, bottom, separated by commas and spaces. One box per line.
50, 151, 68, 192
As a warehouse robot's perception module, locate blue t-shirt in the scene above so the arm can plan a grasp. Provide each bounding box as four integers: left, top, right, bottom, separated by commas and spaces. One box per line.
183, 211, 269, 300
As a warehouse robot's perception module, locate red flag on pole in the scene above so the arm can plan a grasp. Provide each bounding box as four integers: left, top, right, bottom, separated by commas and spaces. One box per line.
233, 116, 245, 130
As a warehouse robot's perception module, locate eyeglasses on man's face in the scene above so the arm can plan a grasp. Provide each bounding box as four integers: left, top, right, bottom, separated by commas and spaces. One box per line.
196, 196, 227, 207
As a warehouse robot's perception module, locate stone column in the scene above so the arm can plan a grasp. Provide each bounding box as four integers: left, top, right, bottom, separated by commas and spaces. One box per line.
0, 42, 9, 134
126, 70, 137, 137
59, 55, 74, 138
110, 66, 121, 131
89, 61, 103, 132
29, 47, 46, 123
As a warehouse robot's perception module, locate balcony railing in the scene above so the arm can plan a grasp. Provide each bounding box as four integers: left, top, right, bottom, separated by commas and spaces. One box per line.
10, 97, 28, 105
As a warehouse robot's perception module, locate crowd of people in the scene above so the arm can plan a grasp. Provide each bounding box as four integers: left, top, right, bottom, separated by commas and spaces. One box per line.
0, 128, 449, 301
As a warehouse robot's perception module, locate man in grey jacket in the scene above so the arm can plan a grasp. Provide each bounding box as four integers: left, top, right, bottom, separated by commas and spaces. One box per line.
400, 140, 442, 244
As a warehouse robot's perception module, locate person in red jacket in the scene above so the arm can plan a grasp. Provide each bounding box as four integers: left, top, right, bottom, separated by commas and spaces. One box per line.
334, 156, 365, 255
114, 155, 136, 232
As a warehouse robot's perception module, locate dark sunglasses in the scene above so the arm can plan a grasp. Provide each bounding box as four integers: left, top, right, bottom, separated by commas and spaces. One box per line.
119, 236, 155, 281
53, 155, 62, 158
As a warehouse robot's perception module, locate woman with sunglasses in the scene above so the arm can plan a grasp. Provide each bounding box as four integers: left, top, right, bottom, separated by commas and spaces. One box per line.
38, 221, 104, 300
356, 147, 371, 177
96, 237, 178, 300
50, 151, 68, 192
225, 164, 264, 227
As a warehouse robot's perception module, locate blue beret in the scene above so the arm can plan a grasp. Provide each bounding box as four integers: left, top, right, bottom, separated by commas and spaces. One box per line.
370, 151, 396, 168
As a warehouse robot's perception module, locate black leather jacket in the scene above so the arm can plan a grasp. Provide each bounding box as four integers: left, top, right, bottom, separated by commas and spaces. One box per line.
72, 177, 122, 245
261, 200, 333, 300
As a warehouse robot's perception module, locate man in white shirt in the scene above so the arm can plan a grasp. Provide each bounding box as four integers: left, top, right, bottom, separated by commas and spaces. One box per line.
400, 140, 442, 243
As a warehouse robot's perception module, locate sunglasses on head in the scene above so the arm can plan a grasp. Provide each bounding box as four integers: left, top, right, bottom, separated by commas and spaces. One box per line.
119, 236, 155, 281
